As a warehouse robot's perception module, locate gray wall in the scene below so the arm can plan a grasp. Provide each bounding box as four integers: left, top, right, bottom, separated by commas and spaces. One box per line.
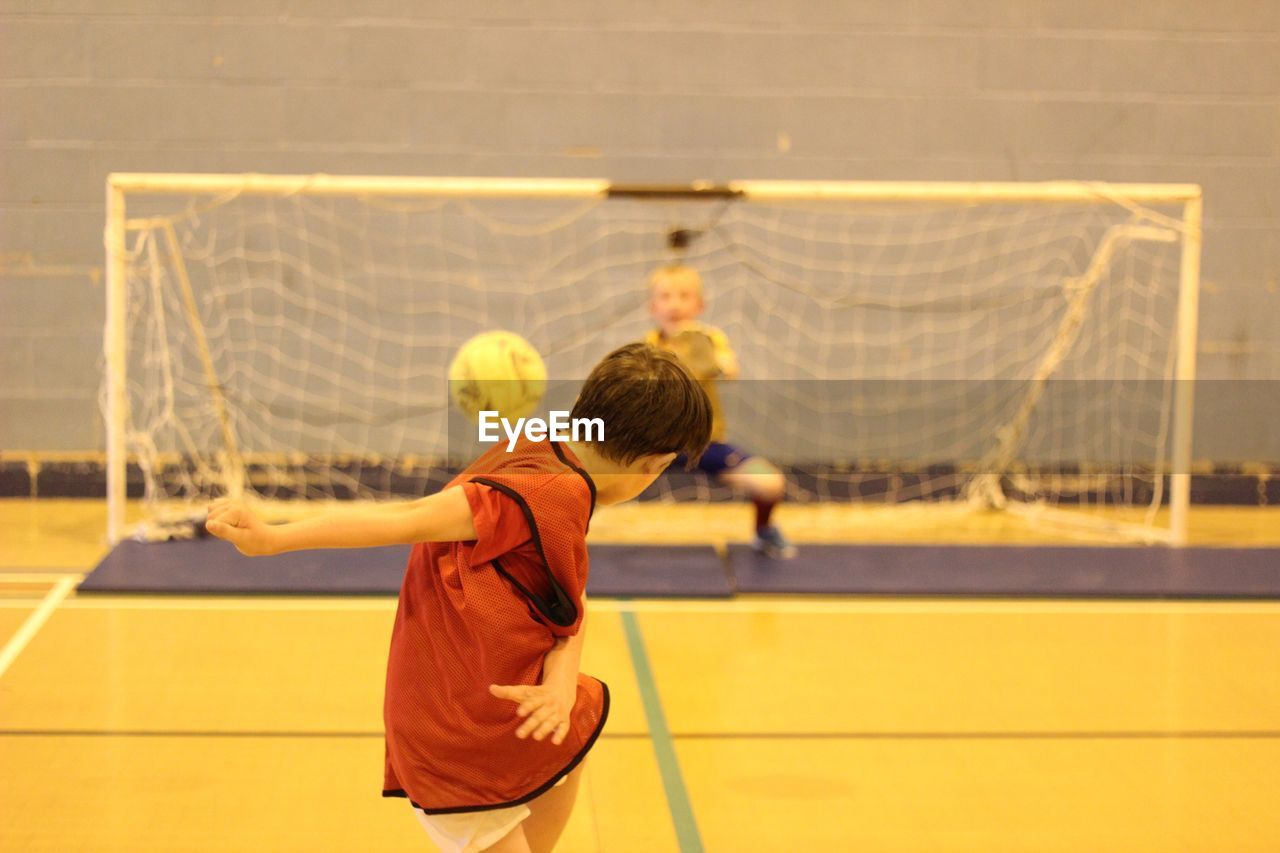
1, 1, 1277, 456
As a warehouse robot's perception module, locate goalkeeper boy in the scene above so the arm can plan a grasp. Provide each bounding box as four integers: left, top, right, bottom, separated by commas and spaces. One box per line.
644, 263, 796, 559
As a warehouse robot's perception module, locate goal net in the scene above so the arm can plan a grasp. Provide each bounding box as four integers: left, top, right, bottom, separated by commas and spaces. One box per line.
103, 175, 1201, 544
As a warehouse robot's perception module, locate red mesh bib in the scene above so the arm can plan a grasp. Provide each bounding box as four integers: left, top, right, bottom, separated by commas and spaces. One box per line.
382, 438, 608, 813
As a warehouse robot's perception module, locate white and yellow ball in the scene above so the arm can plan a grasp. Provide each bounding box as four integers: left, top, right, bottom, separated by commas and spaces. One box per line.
447, 331, 547, 422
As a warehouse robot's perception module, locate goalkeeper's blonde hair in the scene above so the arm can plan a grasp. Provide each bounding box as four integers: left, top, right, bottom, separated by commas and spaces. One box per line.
648, 263, 704, 296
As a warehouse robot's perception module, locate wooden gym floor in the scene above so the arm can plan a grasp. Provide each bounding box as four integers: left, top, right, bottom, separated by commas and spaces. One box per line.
2, 500, 1278, 851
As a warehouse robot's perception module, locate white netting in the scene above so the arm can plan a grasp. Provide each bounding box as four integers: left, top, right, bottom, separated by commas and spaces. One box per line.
106, 180, 1191, 541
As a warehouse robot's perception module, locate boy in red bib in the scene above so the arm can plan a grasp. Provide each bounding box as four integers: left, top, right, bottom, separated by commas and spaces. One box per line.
207, 343, 711, 853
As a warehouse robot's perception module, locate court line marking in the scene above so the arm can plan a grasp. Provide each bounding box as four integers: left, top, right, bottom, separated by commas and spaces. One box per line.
0, 568, 89, 574
0, 563, 87, 569
0, 572, 85, 582
0, 728, 655, 739
621, 607, 704, 853
663, 730, 1280, 741
1, 596, 1278, 614
0, 576, 76, 680
1, 728, 1275, 740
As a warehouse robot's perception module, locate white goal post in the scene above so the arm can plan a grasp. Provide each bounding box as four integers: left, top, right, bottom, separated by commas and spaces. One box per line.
104, 174, 1202, 545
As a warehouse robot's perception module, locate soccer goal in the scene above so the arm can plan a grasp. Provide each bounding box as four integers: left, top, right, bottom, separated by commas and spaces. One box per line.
103, 174, 1201, 545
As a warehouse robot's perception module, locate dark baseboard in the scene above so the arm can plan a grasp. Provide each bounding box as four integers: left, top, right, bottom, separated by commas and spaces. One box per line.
3, 459, 1276, 506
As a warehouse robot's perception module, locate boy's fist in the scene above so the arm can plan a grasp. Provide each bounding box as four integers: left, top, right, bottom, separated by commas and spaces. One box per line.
206, 499, 275, 556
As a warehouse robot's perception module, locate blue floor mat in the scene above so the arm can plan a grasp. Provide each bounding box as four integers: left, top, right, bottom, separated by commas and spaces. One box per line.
80, 539, 1280, 600
79, 539, 732, 598
729, 544, 1280, 598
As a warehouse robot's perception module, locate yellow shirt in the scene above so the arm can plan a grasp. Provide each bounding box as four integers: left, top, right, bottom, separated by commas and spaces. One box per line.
644, 324, 733, 443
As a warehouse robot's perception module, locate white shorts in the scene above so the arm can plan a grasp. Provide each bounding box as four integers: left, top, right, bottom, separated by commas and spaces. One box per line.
412, 777, 567, 853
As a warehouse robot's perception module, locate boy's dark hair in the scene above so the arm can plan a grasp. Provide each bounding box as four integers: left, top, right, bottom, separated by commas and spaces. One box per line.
571, 343, 712, 467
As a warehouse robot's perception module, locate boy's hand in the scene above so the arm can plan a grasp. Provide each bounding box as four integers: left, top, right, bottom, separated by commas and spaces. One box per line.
489, 683, 575, 745
206, 499, 276, 556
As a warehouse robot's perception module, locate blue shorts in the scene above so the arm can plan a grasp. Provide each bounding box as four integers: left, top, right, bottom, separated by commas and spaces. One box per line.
677, 441, 751, 477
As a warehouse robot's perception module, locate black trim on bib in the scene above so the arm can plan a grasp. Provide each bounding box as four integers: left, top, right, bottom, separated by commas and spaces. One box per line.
382, 679, 611, 814
469, 476, 579, 629
551, 442, 597, 521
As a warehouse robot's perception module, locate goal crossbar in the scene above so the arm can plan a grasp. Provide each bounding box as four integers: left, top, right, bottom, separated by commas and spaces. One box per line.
108, 173, 1201, 205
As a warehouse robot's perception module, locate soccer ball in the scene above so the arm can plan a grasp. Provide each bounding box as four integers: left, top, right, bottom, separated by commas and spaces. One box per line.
448, 331, 547, 422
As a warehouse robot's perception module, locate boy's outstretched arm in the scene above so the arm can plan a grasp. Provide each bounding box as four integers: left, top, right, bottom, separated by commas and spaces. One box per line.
205, 487, 477, 556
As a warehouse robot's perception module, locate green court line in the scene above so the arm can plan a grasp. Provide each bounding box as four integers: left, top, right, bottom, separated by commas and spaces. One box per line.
620, 607, 704, 853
